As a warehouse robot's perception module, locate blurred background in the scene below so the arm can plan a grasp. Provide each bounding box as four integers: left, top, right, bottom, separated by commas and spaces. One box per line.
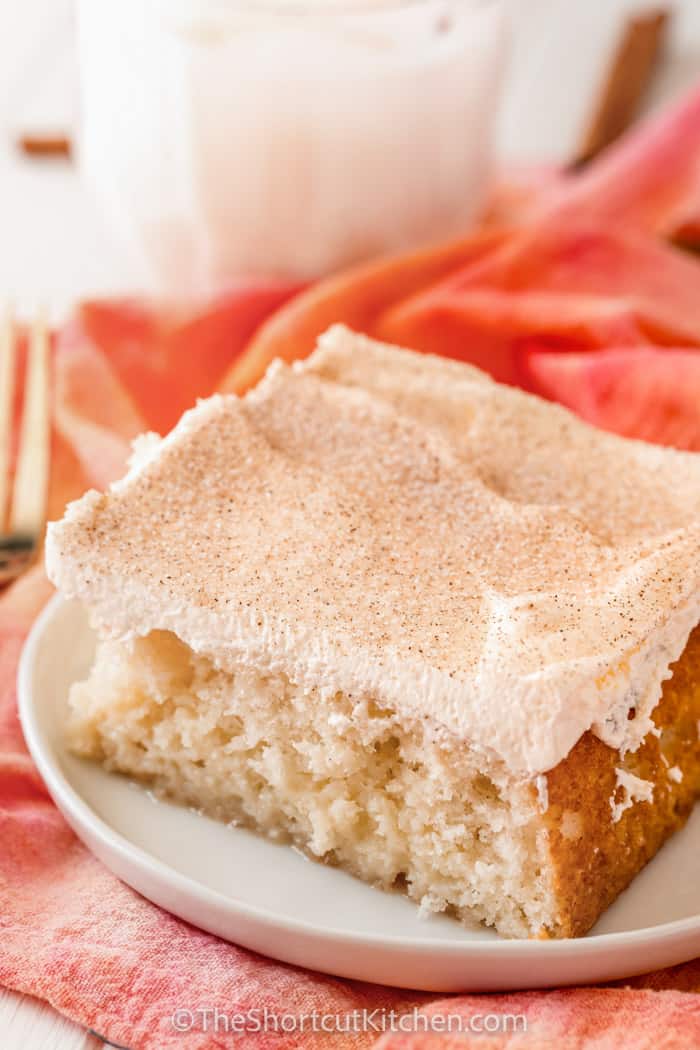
1, 0, 699, 313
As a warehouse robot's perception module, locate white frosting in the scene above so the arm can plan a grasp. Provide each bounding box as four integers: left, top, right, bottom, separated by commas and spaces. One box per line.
611, 769, 654, 823
45, 327, 700, 779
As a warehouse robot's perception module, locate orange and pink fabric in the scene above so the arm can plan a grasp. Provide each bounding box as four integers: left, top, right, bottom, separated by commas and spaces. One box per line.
2, 83, 700, 1050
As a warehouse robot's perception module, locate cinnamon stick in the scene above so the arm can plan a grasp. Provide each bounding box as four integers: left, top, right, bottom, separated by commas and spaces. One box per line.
17, 133, 72, 160
571, 8, 670, 169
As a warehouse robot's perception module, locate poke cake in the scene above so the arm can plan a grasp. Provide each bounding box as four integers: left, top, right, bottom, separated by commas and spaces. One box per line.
45, 326, 700, 939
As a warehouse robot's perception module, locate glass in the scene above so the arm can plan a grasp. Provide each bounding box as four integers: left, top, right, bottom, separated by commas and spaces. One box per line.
76, 0, 507, 297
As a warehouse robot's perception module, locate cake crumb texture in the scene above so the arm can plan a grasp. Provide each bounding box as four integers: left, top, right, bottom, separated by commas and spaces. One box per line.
67, 624, 700, 938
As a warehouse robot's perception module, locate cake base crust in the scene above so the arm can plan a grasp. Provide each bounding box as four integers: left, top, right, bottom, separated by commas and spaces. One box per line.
543, 625, 700, 937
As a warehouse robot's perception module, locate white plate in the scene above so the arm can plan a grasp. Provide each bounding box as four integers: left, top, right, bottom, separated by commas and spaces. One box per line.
18, 595, 700, 992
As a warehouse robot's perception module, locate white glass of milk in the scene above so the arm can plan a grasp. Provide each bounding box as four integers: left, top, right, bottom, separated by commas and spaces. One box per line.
76, 0, 507, 297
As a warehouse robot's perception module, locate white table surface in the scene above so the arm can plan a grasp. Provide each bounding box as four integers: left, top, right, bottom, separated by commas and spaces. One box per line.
2, 1, 699, 1046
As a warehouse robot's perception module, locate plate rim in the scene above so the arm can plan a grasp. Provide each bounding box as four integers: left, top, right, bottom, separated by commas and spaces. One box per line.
17, 592, 700, 961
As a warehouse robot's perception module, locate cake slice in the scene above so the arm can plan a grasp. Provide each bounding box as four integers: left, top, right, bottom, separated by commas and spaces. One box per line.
45, 326, 700, 938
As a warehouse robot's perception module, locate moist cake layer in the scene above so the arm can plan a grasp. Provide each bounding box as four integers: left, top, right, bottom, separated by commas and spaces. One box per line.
66, 621, 700, 939
67, 630, 553, 938
46, 327, 700, 777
